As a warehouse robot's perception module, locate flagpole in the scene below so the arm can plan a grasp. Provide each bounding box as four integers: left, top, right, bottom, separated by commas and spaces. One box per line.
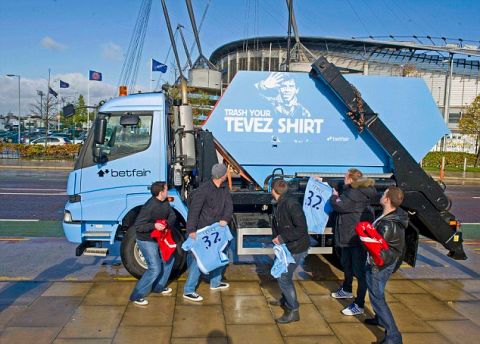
150, 58, 153, 92
87, 71, 90, 129
45, 68, 51, 148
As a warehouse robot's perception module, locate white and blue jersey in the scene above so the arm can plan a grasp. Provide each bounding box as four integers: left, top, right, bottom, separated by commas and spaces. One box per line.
271, 244, 295, 278
303, 178, 333, 234
182, 223, 233, 274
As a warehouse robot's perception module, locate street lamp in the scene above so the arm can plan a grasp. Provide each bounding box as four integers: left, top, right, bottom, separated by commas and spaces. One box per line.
6, 74, 21, 144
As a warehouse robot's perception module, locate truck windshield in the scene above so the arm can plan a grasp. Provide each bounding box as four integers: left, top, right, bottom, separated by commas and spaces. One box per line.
97, 114, 153, 161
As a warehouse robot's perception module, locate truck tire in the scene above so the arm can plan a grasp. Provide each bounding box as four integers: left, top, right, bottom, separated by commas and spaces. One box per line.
120, 226, 187, 280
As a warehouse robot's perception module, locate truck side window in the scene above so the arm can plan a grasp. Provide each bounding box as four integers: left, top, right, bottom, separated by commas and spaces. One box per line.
98, 114, 152, 161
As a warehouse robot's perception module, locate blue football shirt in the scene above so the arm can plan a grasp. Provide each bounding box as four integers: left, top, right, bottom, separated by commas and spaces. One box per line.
303, 178, 333, 234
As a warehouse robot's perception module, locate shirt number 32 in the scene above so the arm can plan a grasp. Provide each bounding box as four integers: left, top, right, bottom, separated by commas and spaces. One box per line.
202, 232, 221, 249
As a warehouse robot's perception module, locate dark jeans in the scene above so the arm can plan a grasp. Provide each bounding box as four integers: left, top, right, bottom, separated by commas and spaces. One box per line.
339, 246, 367, 307
130, 240, 175, 301
277, 250, 308, 311
366, 261, 402, 344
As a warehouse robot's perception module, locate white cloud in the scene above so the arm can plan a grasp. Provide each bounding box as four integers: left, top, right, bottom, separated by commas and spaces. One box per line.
102, 42, 123, 61
40, 36, 67, 51
0, 73, 118, 116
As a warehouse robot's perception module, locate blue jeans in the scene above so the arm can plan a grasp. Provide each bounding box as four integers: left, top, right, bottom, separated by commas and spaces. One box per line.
130, 239, 175, 301
339, 246, 367, 307
366, 261, 402, 344
183, 252, 224, 294
277, 250, 308, 311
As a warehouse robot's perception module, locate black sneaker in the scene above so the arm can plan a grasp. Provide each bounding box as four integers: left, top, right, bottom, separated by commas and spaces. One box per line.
210, 282, 230, 290
183, 293, 204, 302
133, 298, 149, 306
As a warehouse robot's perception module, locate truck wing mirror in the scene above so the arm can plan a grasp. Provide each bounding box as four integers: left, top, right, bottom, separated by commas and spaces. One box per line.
94, 117, 107, 145
63, 104, 75, 117
120, 113, 140, 126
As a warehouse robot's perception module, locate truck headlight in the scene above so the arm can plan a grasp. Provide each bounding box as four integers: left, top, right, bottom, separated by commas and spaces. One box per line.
63, 211, 73, 223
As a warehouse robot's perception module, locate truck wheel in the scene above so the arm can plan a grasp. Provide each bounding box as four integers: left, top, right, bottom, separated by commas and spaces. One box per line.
120, 227, 187, 280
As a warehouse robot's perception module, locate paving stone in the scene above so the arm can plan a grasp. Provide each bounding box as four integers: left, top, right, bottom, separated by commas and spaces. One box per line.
0, 326, 60, 344
428, 319, 480, 344
53, 339, 112, 344
450, 279, 480, 293
82, 282, 132, 306
42, 282, 93, 297
299, 280, 341, 295
113, 326, 171, 344
447, 301, 480, 326
0, 281, 50, 307
388, 302, 436, 332
226, 324, 283, 344
261, 281, 312, 304
330, 322, 384, 344
394, 293, 465, 320
58, 305, 125, 339
220, 281, 262, 296
310, 295, 365, 323
8, 296, 82, 327
385, 280, 428, 294
284, 336, 341, 344
121, 297, 175, 326
172, 305, 226, 338
176, 282, 222, 305
0, 305, 26, 329
414, 280, 477, 301
223, 295, 274, 324
401, 332, 450, 344
273, 304, 333, 336
170, 338, 228, 344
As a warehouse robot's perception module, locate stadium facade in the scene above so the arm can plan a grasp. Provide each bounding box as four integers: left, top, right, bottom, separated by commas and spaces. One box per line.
210, 37, 480, 153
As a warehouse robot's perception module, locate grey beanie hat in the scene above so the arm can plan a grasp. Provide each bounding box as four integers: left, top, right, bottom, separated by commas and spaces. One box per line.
211, 163, 227, 179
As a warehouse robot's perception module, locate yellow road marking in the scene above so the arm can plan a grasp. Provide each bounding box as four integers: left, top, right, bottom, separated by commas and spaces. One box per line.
0, 276, 32, 281
0, 238, 29, 241
114, 277, 137, 281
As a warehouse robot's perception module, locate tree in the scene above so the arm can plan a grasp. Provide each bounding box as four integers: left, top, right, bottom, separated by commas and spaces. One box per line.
30, 91, 59, 131
459, 95, 480, 166
62, 95, 88, 129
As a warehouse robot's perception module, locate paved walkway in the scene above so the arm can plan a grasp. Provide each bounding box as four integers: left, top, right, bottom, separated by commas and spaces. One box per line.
1, 239, 479, 344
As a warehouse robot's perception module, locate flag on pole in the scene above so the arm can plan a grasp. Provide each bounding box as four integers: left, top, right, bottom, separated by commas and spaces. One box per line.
89, 70, 102, 81
60, 80, 70, 88
152, 59, 167, 73
48, 87, 58, 98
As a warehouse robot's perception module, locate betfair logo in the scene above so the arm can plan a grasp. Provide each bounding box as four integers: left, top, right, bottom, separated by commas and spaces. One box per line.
97, 169, 151, 178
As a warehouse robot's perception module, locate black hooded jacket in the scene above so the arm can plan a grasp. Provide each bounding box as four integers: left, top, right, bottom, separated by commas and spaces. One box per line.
329, 179, 377, 247
373, 207, 408, 269
272, 193, 310, 254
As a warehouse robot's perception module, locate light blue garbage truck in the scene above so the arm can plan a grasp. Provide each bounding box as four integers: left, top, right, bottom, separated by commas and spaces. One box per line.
63, 58, 466, 278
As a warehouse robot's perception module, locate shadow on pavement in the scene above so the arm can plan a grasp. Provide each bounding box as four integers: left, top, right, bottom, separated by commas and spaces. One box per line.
0, 257, 100, 312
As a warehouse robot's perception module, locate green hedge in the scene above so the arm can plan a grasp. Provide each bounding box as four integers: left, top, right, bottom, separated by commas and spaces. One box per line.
0, 143, 81, 160
422, 152, 477, 168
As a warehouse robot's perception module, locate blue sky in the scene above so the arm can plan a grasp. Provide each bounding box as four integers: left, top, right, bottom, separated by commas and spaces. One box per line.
1, 0, 479, 115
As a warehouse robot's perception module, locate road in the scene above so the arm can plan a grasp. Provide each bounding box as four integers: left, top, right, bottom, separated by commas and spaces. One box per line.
0, 168, 479, 223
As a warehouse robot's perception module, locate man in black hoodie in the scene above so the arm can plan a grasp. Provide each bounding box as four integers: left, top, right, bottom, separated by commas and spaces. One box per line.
329, 168, 377, 316
365, 186, 407, 344
269, 178, 310, 324
129, 181, 177, 306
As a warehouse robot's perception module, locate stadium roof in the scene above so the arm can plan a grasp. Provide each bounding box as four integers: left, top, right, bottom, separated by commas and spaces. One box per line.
210, 36, 480, 77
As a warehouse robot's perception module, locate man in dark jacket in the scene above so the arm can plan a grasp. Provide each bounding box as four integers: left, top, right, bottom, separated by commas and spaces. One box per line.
269, 178, 310, 323
365, 186, 407, 344
129, 181, 177, 306
183, 163, 233, 302
329, 168, 377, 316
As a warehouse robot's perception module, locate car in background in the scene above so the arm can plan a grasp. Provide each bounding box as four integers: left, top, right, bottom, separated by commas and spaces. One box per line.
72, 132, 87, 144
30, 136, 71, 146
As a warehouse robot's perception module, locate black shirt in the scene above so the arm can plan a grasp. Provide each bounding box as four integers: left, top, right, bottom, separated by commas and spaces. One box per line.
133, 196, 176, 241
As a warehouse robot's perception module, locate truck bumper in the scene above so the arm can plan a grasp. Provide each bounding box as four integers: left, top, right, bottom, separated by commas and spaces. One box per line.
63, 221, 83, 243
